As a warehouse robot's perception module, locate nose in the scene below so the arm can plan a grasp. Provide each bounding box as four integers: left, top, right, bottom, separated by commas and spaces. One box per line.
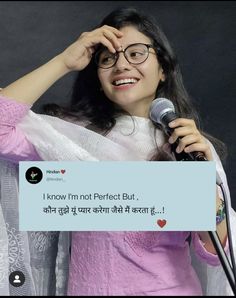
113, 51, 131, 71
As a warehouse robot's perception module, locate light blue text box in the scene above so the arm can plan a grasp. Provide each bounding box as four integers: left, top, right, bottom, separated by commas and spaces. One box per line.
19, 161, 216, 231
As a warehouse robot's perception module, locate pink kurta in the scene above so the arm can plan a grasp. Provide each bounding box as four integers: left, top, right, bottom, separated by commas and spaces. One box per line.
0, 95, 226, 295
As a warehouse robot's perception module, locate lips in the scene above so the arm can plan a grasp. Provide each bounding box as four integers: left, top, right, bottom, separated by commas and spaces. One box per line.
112, 77, 139, 86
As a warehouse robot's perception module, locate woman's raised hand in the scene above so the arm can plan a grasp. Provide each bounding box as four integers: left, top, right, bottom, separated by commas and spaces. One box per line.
59, 25, 123, 72
0, 26, 123, 104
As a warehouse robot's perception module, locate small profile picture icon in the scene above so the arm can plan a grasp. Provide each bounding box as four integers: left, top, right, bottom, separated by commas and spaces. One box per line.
25, 167, 43, 184
9, 271, 25, 287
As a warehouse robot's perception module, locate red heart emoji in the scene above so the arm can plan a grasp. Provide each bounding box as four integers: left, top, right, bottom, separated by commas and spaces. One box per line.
157, 219, 167, 228
61, 170, 66, 174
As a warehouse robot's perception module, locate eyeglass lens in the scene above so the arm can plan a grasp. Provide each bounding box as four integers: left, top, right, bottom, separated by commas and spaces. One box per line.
97, 43, 151, 68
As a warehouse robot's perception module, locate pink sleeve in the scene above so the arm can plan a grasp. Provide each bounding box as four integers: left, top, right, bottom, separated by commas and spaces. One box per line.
0, 95, 41, 162
191, 232, 229, 266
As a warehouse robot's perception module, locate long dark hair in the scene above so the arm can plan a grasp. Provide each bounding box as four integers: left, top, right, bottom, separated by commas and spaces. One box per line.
43, 7, 227, 161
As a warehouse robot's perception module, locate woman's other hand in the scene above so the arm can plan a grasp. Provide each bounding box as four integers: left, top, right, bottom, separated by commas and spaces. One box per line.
168, 118, 213, 161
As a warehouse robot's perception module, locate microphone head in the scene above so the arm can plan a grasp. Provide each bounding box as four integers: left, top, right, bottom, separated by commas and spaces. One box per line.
149, 98, 175, 125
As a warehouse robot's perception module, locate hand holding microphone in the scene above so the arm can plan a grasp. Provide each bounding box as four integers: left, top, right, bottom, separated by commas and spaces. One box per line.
149, 97, 223, 185
149, 98, 212, 161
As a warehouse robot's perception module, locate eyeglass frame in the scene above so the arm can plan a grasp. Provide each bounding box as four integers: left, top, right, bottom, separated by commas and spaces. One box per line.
94, 43, 156, 69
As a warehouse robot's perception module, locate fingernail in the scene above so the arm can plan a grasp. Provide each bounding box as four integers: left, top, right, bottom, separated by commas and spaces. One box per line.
176, 146, 180, 153
168, 137, 173, 143
169, 121, 175, 127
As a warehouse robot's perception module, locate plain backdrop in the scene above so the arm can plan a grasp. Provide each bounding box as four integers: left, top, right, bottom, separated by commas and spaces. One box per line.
0, 1, 235, 210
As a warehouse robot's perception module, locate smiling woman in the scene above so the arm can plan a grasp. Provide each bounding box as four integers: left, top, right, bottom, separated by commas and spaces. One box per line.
97, 26, 164, 117
0, 6, 235, 297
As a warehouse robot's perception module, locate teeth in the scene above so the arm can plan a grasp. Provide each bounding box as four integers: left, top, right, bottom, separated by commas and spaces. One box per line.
113, 78, 138, 86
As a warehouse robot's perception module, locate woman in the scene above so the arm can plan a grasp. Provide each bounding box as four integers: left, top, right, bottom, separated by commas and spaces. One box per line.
0, 7, 233, 296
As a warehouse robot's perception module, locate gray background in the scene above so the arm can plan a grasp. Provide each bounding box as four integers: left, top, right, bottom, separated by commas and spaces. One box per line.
0, 1, 235, 210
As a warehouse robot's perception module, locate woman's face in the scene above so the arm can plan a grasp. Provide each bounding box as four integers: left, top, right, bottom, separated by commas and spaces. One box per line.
97, 26, 165, 118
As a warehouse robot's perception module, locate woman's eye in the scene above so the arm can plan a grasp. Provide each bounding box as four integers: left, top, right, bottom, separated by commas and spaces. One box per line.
101, 56, 113, 63
129, 51, 145, 58
100, 53, 115, 64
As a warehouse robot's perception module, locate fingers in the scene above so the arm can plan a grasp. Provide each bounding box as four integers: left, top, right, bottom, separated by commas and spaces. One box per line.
80, 25, 123, 54
102, 26, 123, 51
184, 143, 213, 160
173, 134, 202, 153
168, 118, 198, 144
169, 118, 196, 129
61, 25, 123, 72
168, 118, 213, 160
168, 126, 198, 144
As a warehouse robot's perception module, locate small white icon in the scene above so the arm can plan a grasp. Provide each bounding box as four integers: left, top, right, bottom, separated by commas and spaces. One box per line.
13, 275, 21, 284
30, 171, 38, 180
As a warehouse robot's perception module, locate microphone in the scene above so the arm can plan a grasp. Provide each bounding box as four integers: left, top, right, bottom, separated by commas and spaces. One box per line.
149, 97, 207, 161
149, 97, 223, 185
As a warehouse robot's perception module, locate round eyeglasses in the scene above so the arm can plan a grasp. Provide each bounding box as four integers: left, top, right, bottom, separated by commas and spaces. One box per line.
95, 43, 155, 69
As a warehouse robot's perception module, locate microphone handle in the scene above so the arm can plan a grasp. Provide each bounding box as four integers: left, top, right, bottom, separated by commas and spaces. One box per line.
161, 112, 207, 161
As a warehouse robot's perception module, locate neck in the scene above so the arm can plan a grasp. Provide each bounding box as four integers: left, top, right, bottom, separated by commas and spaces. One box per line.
121, 102, 151, 118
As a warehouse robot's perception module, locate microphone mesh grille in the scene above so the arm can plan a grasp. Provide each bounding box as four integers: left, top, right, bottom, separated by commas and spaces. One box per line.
149, 98, 175, 124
